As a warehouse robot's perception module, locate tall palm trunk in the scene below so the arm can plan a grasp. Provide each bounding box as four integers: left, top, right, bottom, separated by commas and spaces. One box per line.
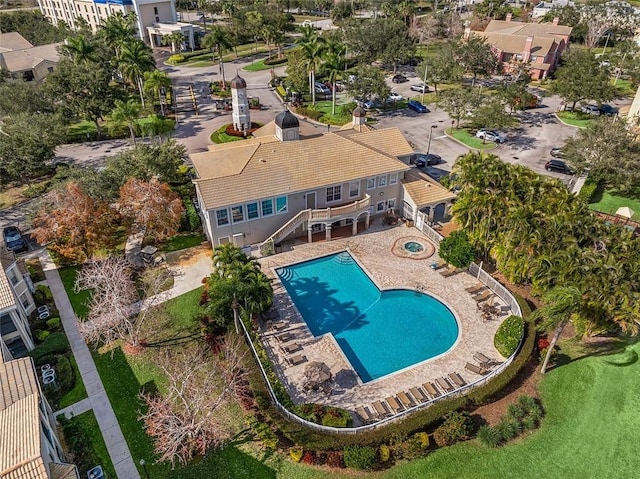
541, 319, 567, 374
332, 81, 336, 115
218, 47, 226, 87
311, 70, 316, 104
137, 76, 145, 107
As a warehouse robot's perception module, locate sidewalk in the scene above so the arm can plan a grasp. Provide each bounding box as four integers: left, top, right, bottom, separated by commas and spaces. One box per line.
40, 250, 140, 479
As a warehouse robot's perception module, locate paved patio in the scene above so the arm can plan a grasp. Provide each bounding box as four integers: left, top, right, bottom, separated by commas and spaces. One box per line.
257, 221, 511, 423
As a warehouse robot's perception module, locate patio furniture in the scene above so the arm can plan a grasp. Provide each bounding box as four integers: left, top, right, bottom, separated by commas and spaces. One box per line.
397, 391, 415, 409
287, 354, 307, 366
281, 342, 302, 354
386, 396, 403, 414
431, 259, 447, 270
439, 267, 458, 278
473, 352, 495, 368
480, 303, 499, 315
436, 377, 455, 393
472, 291, 494, 303
448, 372, 466, 388
37, 305, 50, 315
41, 364, 51, 372
465, 362, 489, 375
273, 321, 287, 331
38, 311, 50, 320
465, 283, 486, 294
277, 332, 294, 343
422, 382, 441, 398
372, 400, 389, 417
355, 406, 374, 423
410, 386, 428, 403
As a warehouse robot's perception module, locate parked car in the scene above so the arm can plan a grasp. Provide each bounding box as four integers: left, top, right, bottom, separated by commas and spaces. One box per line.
410, 83, 429, 93
387, 91, 403, 102
392, 74, 408, 83
413, 153, 443, 167
545, 159, 574, 175
407, 99, 429, 113
314, 82, 331, 95
363, 99, 382, 110
550, 147, 566, 159
475, 129, 505, 143
3, 226, 27, 253
580, 104, 601, 116
599, 104, 619, 116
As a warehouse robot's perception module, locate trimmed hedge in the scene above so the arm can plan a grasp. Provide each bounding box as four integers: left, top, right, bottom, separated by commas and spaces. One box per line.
495, 315, 525, 357
29, 332, 70, 365
264, 57, 288, 66
578, 178, 599, 203
343, 445, 376, 470
293, 106, 323, 121
166, 54, 185, 65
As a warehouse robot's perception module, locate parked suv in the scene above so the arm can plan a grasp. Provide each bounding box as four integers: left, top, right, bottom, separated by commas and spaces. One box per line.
475, 129, 505, 143
392, 74, 408, 83
407, 99, 429, 113
3, 226, 27, 253
545, 159, 574, 175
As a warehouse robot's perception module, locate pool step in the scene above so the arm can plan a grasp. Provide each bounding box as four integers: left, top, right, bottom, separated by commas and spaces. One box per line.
333, 252, 354, 265
277, 268, 294, 281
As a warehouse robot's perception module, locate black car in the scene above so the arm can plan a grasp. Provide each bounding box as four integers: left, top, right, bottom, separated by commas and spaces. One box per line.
599, 104, 619, 116
414, 153, 443, 167
392, 74, 408, 83
3, 226, 28, 253
545, 160, 573, 175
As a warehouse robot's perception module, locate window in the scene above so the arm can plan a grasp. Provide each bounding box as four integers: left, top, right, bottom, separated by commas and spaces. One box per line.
387, 198, 396, 210
47, 66, 54, 73
276, 196, 288, 214
19, 292, 30, 309
215, 208, 229, 227
231, 205, 245, 223
0, 313, 16, 335
246, 202, 259, 220
7, 269, 18, 286
260, 199, 273, 217
326, 185, 342, 203
376, 201, 386, 212
154, 6, 158, 14
218, 236, 230, 245
155, 16, 160, 22
377, 175, 387, 188
349, 181, 360, 198
367, 177, 376, 190
389, 173, 398, 185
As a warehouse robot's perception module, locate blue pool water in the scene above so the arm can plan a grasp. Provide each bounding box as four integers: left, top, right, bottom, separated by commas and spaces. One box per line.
276, 252, 459, 382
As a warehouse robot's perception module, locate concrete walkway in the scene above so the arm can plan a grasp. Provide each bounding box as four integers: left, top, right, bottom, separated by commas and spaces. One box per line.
55, 397, 93, 419
40, 250, 140, 479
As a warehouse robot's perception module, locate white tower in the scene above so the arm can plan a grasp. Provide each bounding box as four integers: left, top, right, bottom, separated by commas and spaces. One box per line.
231, 73, 251, 134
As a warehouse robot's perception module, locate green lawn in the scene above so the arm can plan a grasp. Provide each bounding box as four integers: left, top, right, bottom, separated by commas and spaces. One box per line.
446, 128, 496, 150
309, 100, 352, 126
612, 78, 635, 97
58, 355, 88, 409
556, 111, 593, 128
210, 124, 245, 143
69, 410, 117, 479
411, 83, 460, 105
58, 266, 90, 318
244, 58, 287, 72
589, 190, 640, 220
159, 233, 205, 252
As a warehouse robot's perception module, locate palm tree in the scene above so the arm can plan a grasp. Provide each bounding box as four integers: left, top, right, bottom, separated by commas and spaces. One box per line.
163, 31, 185, 53
298, 27, 326, 105
119, 39, 155, 105
532, 286, 584, 374
98, 11, 137, 59
143, 70, 172, 116
62, 34, 97, 64
323, 42, 346, 115
202, 27, 232, 88
110, 99, 141, 144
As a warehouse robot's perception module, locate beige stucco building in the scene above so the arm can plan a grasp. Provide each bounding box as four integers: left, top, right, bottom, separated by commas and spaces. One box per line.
190, 83, 456, 251
0, 32, 60, 82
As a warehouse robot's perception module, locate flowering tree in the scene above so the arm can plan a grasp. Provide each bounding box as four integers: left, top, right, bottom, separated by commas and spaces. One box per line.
139, 336, 250, 466
118, 177, 183, 241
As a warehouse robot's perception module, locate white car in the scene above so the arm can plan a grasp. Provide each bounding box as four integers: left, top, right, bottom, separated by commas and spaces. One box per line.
475, 129, 505, 143
387, 91, 403, 102
410, 83, 429, 93
580, 104, 601, 116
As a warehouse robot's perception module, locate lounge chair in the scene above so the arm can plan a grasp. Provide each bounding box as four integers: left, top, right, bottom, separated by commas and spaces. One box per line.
355, 406, 374, 423
431, 259, 447, 270
472, 290, 493, 303
410, 386, 428, 403
422, 382, 441, 398
277, 332, 295, 343
465, 282, 486, 294
287, 354, 307, 366
436, 377, 455, 393
281, 342, 302, 354
473, 352, 494, 368
448, 372, 466, 388
397, 391, 415, 409
372, 400, 389, 417
273, 321, 288, 331
465, 362, 489, 375
439, 267, 458, 277
385, 396, 403, 414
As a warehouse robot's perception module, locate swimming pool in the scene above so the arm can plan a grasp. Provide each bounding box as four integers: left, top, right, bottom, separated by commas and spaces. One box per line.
276, 252, 459, 382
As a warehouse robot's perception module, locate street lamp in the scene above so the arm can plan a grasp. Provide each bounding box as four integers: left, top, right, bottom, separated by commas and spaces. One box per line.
427, 125, 437, 155
139, 459, 150, 479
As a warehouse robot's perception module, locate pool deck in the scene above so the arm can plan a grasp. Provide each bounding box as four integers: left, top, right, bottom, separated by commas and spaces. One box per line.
257, 222, 511, 424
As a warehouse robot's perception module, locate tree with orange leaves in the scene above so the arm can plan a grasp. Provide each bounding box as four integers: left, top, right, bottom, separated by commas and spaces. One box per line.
118, 177, 183, 241
32, 181, 118, 263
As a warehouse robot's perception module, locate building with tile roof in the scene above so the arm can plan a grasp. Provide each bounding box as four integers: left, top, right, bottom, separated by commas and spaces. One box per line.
467, 15, 572, 80
0, 357, 78, 479
0, 249, 36, 362
190, 108, 456, 250
0, 32, 60, 82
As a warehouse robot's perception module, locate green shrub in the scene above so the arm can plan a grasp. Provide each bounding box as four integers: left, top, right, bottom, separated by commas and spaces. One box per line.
180, 195, 201, 232
166, 54, 185, 65
495, 315, 525, 357
294, 106, 323, 120
24, 182, 49, 198
46, 317, 61, 331
34, 284, 53, 303
246, 414, 279, 450
378, 444, 390, 462
37, 330, 50, 342
413, 431, 430, 448
181, 48, 209, 59
289, 445, 303, 462
477, 425, 502, 447
276, 85, 287, 99
322, 408, 352, 427
29, 332, 69, 365
343, 445, 376, 470
339, 101, 357, 117
578, 178, 599, 202
264, 57, 288, 66
433, 411, 473, 447
55, 355, 75, 391
438, 230, 474, 268
58, 415, 99, 475
506, 402, 526, 420
495, 418, 520, 441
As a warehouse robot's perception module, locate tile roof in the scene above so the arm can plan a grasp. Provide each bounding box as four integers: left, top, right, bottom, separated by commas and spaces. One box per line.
481, 32, 556, 56
484, 19, 572, 37
192, 127, 412, 210
0, 358, 45, 479
0, 32, 33, 53
49, 462, 78, 479
401, 168, 457, 208
1, 43, 61, 73
474, 19, 572, 57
